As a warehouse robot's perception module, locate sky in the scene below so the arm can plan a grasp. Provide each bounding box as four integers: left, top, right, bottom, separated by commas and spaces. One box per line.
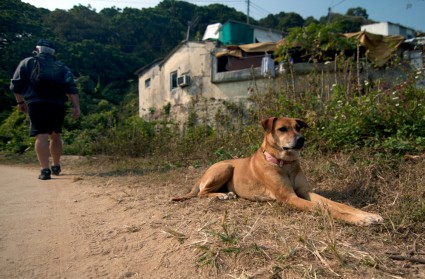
22, 0, 425, 32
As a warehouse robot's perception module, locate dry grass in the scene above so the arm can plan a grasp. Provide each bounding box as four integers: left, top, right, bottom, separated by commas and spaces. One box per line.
66, 151, 425, 278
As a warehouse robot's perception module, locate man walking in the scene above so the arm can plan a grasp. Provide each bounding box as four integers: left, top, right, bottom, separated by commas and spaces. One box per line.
10, 39, 80, 180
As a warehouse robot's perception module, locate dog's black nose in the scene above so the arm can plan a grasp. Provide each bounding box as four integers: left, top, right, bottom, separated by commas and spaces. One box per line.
293, 135, 305, 149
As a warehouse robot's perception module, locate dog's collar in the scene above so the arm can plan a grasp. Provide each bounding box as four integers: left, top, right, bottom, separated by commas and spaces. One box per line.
263, 150, 292, 167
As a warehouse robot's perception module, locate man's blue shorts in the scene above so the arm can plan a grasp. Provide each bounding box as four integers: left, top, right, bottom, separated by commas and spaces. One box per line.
27, 102, 66, 137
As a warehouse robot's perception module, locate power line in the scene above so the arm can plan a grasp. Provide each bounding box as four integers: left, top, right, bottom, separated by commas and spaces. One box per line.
327, 0, 348, 22
250, 1, 273, 16
330, 0, 348, 8
249, 1, 273, 18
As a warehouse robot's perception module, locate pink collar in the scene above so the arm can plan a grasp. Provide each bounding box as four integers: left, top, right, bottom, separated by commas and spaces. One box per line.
263, 150, 292, 167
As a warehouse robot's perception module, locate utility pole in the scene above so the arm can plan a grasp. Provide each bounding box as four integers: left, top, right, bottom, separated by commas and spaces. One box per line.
247, 0, 250, 24
327, 7, 331, 23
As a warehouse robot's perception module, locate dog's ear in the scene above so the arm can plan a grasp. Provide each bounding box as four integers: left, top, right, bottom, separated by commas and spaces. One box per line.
296, 119, 308, 129
261, 117, 277, 132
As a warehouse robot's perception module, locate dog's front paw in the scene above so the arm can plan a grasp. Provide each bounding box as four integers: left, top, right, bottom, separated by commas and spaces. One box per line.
218, 192, 237, 200
355, 213, 383, 226
227, 191, 237, 199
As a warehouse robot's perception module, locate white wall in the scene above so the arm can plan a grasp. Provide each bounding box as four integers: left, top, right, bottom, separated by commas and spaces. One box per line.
361, 22, 390, 36
138, 41, 215, 117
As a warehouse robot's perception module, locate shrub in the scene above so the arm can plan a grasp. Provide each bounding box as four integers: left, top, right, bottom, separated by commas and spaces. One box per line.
0, 109, 32, 153
248, 68, 425, 155
317, 74, 425, 153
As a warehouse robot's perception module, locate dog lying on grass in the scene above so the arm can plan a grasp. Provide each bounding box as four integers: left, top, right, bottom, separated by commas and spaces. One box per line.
172, 117, 383, 226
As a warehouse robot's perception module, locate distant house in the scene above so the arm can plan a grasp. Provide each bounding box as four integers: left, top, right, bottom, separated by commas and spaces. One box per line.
136, 21, 282, 123
361, 22, 416, 39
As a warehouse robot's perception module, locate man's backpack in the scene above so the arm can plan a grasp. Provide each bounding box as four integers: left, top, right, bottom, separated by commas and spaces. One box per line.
30, 56, 68, 96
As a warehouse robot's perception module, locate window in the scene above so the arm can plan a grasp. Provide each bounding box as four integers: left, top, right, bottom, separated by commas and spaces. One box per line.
145, 78, 151, 88
170, 71, 178, 90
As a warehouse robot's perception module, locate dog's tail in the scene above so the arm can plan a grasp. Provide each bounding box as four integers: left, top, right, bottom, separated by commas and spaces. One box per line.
170, 184, 200, 201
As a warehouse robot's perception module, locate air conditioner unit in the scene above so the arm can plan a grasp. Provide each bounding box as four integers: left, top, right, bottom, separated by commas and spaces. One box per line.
177, 74, 190, 87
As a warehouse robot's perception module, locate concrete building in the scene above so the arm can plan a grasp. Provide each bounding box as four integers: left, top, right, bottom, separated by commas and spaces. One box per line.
135, 40, 278, 123
136, 21, 282, 124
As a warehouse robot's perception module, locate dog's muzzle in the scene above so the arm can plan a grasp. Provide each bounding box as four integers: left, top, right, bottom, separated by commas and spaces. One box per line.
283, 135, 305, 150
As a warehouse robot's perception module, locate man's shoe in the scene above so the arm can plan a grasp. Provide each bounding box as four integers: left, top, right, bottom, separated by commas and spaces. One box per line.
39, 168, 51, 180
51, 165, 61, 175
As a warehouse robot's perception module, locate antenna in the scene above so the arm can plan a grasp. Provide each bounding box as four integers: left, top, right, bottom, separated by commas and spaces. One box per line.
186, 15, 200, 41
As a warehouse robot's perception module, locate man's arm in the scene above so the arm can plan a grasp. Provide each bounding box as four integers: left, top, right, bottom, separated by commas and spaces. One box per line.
68, 93, 80, 119
64, 66, 80, 119
14, 93, 27, 113
11, 58, 30, 113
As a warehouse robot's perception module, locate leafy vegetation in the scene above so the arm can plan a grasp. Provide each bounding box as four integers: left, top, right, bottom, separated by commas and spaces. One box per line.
249, 68, 425, 155
276, 22, 358, 63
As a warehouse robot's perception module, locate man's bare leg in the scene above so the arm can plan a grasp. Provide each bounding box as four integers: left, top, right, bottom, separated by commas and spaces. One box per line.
35, 134, 50, 169
50, 132, 62, 167
35, 134, 52, 179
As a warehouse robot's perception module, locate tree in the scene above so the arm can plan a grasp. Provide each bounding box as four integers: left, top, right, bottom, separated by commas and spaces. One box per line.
278, 12, 305, 32
258, 14, 279, 29
99, 6, 122, 18
276, 23, 357, 63
318, 7, 372, 33
257, 11, 305, 32
157, 0, 196, 25
44, 5, 113, 44
304, 16, 319, 26
346, 7, 368, 19
0, 0, 51, 121
201, 3, 247, 23
319, 10, 372, 33
0, 0, 49, 49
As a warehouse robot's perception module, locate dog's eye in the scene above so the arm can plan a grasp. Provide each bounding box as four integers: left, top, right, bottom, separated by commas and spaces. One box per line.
278, 127, 287, 132
295, 124, 301, 131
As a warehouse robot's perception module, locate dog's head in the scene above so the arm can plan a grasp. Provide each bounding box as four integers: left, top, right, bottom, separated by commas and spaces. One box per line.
261, 117, 308, 161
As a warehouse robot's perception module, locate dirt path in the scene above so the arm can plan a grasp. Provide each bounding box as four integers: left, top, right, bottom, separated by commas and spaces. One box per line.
0, 165, 84, 278
0, 164, 200, 279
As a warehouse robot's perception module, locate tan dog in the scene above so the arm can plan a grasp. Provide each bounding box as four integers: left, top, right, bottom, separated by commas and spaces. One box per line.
172, 117, 383, 226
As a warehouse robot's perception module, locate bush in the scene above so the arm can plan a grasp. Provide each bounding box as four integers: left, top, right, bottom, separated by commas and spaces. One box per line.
317, 75, 425, 153
0, 109, 32, 153
249, 69, 425, 155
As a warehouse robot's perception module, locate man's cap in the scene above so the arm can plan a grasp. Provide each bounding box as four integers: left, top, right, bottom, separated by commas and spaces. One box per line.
36, 39, 56, 50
